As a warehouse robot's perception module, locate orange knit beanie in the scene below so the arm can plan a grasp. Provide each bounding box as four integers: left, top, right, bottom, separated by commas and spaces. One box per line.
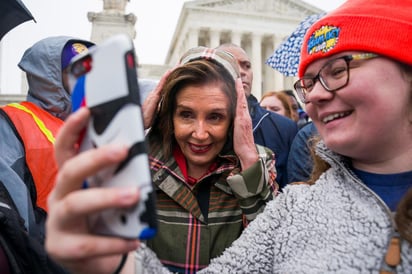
298, 0, 412, 77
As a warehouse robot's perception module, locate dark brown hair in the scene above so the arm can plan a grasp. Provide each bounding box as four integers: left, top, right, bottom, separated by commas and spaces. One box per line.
305, 136, 330, 185
396, 187, 412, 243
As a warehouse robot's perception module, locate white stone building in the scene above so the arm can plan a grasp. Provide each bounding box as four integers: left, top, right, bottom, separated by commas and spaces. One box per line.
164, 0, 323, 99
88, 0, 137, 44
0, 0, 324, 104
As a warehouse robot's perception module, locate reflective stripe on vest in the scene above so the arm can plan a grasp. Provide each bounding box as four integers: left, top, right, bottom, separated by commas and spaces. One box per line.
1, 102, 63, 211
8, 103, 56, 144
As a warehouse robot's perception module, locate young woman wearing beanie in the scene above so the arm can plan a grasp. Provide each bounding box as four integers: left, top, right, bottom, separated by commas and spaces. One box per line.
45, 0, 412, 272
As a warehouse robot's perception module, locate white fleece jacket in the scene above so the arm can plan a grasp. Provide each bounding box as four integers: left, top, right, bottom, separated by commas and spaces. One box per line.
135, 141, 412, 274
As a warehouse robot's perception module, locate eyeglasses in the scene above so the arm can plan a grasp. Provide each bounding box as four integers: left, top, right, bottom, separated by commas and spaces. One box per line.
294, 53, 378, 103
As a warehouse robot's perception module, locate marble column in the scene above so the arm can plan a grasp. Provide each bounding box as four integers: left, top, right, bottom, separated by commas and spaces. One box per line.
187, 28, 199, 50
209, 29, 220, 48
231, 31, 242, 46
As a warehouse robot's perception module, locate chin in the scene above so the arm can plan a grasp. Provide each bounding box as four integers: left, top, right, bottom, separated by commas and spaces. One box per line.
324, 137, 355, 155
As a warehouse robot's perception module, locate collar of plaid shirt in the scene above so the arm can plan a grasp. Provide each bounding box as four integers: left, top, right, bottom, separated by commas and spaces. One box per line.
173, 145, 218, 185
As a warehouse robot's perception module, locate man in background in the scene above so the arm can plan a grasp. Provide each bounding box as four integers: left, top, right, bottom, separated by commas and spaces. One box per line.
217, 43, 298, 188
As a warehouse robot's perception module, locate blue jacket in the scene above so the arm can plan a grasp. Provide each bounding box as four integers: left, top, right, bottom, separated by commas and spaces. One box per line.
287, 122, 318, 183
247, 95, 298, 189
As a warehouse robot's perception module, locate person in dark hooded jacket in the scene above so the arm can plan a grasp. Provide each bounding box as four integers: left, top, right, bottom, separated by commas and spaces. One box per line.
0, 35, 94, 273
217, 44, 298, 189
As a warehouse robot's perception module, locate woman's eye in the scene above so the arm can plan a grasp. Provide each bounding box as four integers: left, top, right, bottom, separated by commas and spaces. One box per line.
304, 80, 314, 90
179, 111, 192, 119
330, 67, 346, 78
209, 113, 223, 122
270, 107, 281, 112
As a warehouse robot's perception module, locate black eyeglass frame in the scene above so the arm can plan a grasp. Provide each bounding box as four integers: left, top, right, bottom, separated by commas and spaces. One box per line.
294, 53, 378, 103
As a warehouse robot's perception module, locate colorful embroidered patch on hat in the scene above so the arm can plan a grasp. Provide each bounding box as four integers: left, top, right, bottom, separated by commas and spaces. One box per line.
72, 43, 89, 54
61, 42, 91, 70
307, 25, 340, 55
298, 0, 412, 77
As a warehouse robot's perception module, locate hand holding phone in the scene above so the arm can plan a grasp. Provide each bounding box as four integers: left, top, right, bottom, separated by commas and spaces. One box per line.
69, 34, 157, 240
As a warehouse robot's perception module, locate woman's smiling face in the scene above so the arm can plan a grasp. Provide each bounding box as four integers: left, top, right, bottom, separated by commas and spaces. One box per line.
173, 83, 231, 176
304, 52, 412, 164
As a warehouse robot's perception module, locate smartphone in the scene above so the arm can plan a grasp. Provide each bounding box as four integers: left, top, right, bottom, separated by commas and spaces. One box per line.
69, 34, 157, 240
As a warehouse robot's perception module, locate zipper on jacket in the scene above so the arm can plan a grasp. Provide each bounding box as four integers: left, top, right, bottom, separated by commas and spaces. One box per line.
320, 149, 400, 273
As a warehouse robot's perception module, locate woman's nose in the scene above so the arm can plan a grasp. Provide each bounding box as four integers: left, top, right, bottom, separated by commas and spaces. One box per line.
192, 121, 208, 140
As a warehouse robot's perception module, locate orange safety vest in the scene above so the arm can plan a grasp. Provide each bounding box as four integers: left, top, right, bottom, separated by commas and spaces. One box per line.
1, 101, 63, 211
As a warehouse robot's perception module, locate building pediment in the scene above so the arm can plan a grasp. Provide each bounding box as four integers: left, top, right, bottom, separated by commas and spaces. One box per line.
185, 0, 323, 17
164, 0, 325, 95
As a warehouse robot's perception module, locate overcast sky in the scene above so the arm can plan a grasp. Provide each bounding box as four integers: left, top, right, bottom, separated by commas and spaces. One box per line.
0, 0, 345, 93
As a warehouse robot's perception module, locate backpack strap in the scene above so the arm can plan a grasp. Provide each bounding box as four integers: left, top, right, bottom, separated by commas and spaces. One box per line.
380, 232, 401, 274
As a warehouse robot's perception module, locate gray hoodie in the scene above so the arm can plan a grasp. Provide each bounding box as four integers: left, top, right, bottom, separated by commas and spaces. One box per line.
18, 36, 94, 120
0, 36, 93, 232
1, 36, 157, 232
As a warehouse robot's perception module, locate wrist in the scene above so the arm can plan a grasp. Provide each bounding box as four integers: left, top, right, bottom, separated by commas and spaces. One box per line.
113, 253, 128, 274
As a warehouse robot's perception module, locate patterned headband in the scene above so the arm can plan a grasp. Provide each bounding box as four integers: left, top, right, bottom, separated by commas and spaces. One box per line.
179, 46, 240, 81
